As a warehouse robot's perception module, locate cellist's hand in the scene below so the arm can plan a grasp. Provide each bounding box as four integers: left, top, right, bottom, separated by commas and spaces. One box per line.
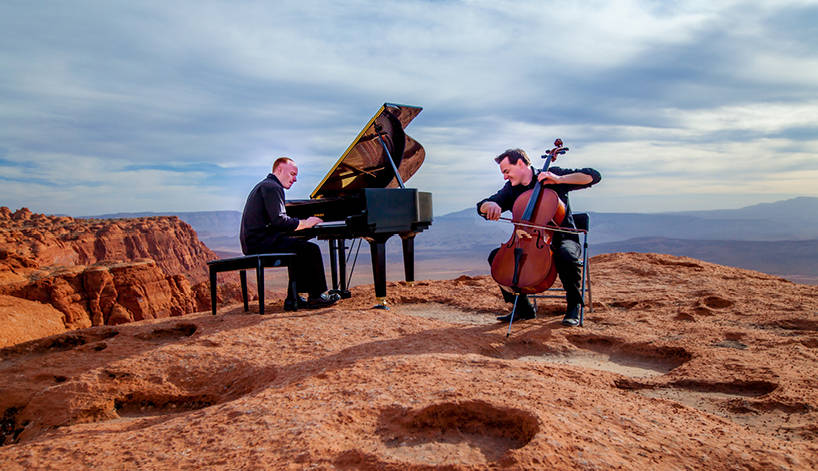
480, 202, 502, 220
515, 228, 532, 240
537, 171, 562, 185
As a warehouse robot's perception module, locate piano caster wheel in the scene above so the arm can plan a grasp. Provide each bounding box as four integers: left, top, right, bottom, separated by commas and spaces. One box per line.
373, 297, 389, 310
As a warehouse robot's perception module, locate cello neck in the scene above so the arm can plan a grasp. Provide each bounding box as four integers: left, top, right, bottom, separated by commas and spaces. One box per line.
520, 139, 567, 221
540, 154, 553, 174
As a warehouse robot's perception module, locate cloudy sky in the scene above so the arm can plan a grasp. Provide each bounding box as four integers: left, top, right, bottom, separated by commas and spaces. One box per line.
1, 0, 816, 217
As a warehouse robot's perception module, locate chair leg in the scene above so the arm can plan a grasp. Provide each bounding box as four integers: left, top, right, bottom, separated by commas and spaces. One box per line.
209, 267, 218, 316
586, 261, 592, 313
256, 258, 265, 315
240, 270, 248, 312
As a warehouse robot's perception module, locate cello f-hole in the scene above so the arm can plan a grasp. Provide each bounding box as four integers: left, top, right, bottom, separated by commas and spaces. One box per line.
535, 230, 546, 249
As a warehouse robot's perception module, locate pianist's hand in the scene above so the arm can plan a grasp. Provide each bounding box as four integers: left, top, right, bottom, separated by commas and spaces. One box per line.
296, 216, 323, 231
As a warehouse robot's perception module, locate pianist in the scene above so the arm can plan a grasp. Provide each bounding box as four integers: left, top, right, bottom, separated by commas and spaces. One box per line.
239, 157, 341, 310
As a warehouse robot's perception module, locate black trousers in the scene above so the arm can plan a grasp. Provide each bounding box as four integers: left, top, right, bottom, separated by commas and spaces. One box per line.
488, 238, 583, 309
246, 236, 328, 298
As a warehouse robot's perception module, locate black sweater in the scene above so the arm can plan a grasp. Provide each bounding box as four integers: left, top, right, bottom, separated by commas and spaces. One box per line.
240, 174, 300, 254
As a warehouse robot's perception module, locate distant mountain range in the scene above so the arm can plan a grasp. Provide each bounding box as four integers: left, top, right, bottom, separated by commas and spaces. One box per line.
593, 196, 818, 243
86, 197, 818, 284
428, 196, 818, 246
591, 237, 818, 283
419, 197, 818, 282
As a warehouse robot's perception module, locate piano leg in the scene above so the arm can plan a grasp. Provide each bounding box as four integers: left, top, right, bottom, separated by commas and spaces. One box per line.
337, 239, 351, 298
328, 239, 339, 291
368, 237, 389, 309
400, 233, 416, 284
327, 238, 352, 299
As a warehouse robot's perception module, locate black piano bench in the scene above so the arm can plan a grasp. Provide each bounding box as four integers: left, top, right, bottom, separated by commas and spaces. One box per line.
207, 253, 298, 315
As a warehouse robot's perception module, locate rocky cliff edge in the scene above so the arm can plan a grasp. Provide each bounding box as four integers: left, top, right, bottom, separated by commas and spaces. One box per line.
0, 207, 242, 343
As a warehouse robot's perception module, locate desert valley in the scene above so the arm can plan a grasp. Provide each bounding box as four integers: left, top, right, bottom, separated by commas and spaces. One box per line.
1, 206, 818, 469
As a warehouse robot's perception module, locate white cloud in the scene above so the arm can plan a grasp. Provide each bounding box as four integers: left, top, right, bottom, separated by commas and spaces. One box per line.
671, 101, 818, 134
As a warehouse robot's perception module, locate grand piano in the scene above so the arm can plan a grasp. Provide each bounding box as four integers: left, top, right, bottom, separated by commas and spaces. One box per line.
285, 103, 433, 308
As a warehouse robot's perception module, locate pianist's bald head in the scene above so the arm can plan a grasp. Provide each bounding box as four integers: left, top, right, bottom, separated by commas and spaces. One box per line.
272, 157, 298, 189
273, 157, 294, 172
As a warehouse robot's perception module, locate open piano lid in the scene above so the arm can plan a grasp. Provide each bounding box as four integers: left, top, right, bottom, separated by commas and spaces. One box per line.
310, 103, 425, 199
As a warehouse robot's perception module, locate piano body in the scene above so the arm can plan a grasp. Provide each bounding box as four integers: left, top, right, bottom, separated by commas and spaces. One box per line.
285, 103, 433, 308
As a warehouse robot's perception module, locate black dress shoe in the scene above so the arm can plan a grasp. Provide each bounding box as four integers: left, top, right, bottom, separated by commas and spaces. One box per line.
283, 295, 308, 311
496, 306, 536, 323
306, 292, 341, 309
561, 304, 581, 327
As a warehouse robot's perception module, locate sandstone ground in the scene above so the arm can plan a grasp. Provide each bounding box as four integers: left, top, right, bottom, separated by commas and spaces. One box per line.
2, 252, 817, 469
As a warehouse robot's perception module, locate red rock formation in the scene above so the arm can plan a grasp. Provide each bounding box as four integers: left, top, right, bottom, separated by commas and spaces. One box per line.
0, 207, 215, 284
0, 208, 243, 343
0, 260, 201, 332
0, 295, 66, 347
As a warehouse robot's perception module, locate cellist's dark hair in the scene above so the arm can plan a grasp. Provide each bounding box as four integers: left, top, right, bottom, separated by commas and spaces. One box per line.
494, 148, 530, 166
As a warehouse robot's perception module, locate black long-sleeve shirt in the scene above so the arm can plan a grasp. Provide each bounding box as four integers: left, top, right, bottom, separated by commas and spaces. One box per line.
476, 166, 602, 243
240, 174, 300, 254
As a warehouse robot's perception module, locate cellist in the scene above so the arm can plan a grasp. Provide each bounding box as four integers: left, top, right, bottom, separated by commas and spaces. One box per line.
477, 148, 601, 326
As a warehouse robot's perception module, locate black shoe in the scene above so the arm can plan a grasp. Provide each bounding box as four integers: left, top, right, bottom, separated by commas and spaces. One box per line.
496, 305, 536, 323
283, 295, 308, 311
306, 292, 341, 309
561, 304, 581, 327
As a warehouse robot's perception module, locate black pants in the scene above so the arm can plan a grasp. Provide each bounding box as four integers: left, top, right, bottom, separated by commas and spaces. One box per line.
246, 236, 327, 298
488, 238, 583, 309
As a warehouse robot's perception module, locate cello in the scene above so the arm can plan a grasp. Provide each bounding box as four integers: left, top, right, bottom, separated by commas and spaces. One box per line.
490, 139, 569, 304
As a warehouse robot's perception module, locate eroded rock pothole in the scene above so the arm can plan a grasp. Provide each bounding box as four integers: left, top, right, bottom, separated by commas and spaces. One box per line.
392, 303, 495, 325
1, 329, 119, 357
518, 334, 692, 378
134, 322, 198, 341
114, 393, 216, 418
520, 351, 678, 378
618, 380, 809, 439
367, 400, 539, 466
701, 295, 734, 309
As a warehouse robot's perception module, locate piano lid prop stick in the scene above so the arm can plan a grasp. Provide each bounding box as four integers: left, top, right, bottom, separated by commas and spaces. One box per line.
374, 123, 406, 189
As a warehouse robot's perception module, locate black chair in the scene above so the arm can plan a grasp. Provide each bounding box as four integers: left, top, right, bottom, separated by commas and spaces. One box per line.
530, 212, 592, 326
207, 253, 298, 315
